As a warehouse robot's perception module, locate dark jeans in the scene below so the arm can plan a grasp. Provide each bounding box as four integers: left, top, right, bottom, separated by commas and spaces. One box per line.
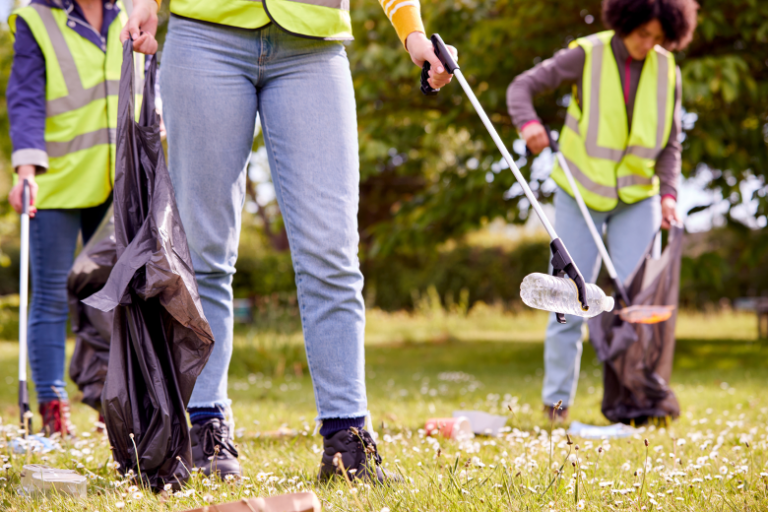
29, 197, 111, 404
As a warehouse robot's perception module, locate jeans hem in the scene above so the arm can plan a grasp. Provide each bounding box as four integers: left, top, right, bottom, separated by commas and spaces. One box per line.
315, 409, 369, 422
37, 393, 69, 404
187, 398, 232, 410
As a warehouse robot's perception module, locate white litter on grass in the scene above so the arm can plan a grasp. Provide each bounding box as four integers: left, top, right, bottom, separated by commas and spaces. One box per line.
567, 421, 636, 440
453, 411, 507, 436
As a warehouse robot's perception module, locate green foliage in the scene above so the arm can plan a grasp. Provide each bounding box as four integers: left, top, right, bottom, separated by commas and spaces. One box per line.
0, 27, 13, 166
680, 1, 768, 220
363, 236, 550, 310
679, 225, 768, 307
348, 0, 768, 253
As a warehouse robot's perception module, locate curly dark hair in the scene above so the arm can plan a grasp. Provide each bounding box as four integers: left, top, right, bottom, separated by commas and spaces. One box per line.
602, 0, 699, 50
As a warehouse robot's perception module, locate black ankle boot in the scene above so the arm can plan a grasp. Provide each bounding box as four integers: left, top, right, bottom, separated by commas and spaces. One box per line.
318, 427, 401, 484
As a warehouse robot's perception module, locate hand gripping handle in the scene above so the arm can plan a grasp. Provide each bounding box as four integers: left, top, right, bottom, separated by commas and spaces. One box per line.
524, 124, 559, 157
420, 34, 460, 96
550, 238, 589, 324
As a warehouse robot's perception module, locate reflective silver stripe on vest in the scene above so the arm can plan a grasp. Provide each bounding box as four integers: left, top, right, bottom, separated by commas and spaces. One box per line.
47, 80, 121, 117
585, 36, 624, 162
625, 49, 669, 160
285, 0, 349, 9
564, 112, 580, 136
617, 174, 653, 188
46, 127, 115, 158
32, 4, 119, 117
562, 155, 618, 199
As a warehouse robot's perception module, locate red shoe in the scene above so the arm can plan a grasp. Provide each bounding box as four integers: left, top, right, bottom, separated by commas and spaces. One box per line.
39, 400, 74, 438
543, 404, 569, 423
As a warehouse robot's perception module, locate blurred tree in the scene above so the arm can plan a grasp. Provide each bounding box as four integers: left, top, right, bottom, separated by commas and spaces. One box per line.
0, 0, 766, 256
348, 0, 768, 257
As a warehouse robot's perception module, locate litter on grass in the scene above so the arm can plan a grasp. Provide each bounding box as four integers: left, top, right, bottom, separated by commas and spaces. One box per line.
182, 491, 321, 512
19, 465, 87, 497
425, 416, 474, 440
453, 410, 508, 436
567, 421, 636, 440
10, 434, 57, 454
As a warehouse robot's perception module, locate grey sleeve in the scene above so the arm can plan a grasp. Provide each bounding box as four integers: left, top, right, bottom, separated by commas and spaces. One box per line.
655, 66, 682, 198
506, 46, 585, 130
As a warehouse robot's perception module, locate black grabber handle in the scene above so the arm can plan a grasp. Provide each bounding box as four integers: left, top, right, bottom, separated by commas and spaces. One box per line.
550, 238, 589, 324
22, 179, 30, 216
420, 34, 460, 96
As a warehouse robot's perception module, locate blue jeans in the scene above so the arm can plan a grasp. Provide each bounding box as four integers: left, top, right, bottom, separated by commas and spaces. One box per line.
29, 200, 111, 403
542, 187, 661, 408
161, 17, 367, 420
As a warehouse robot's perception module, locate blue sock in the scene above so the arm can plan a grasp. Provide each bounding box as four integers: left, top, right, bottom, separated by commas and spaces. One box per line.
188, 407, 225, 425
320, 417, 366, 438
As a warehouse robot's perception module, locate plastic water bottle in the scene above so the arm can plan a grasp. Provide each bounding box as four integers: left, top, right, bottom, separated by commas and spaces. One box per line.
520, 273, 614, 318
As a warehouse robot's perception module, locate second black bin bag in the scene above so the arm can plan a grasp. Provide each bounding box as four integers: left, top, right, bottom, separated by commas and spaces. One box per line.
68, 211, 115, 412
85, 41, 215, 490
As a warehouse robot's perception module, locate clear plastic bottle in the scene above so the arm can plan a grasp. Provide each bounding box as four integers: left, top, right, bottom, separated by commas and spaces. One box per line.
520, 273, 614, 318
20, 464, 86, 497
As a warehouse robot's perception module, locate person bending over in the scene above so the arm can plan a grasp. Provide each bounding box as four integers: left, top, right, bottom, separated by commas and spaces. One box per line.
507, 0, 697, 421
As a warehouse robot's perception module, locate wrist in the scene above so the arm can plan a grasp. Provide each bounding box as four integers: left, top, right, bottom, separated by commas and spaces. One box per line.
405, 31, 426, 52
16, 165, 36, 180
519, 119, 541, 132
661, 194, 676, 204
136, 0, 159, 12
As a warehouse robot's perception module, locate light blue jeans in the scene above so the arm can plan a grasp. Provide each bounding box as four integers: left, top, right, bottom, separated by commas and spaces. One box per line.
161, 17, 367, 420
542, 187, 661, 408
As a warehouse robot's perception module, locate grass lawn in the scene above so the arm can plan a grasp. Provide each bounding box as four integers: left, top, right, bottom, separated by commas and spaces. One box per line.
0, 308, 765, 511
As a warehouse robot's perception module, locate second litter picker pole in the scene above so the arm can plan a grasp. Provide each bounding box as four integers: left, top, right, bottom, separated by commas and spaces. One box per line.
420, 34, 591, 323
18, 179, 31, 432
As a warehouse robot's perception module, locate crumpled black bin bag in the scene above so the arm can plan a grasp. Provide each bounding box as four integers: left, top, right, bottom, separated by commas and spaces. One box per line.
68, 210, 116, 412
588, 225, 684, 425
84, 41, 215, 490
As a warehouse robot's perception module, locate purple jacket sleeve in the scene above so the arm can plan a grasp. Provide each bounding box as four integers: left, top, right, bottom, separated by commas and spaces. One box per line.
7, 16, 49, 172
506, 46, 586, 130
655, 66, 682, 199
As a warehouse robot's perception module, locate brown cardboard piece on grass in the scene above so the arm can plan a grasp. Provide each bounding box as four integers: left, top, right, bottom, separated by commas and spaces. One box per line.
182, 492, 321, 512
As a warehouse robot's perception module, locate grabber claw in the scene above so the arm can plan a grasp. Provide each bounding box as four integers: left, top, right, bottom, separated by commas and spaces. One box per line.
550, 238, 589, 324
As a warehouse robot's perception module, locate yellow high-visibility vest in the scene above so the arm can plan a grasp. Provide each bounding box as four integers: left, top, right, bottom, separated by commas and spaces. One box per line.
170, 0, 353, 40
552, 30, 676, 211
9, 2, 143, 209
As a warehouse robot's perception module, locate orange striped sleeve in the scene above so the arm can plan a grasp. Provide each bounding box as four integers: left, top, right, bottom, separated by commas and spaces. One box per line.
379, 0, 425, 47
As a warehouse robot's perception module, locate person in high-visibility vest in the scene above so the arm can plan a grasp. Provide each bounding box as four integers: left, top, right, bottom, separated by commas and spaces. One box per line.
123, 0, 456, 480
6, 0, 149, 437
507, 0, 698, 422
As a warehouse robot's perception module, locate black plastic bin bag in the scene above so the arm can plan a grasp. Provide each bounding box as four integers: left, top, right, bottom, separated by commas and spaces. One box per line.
588, 225, 684, 425
68, 210, 116, 412
84, 41, 215, 490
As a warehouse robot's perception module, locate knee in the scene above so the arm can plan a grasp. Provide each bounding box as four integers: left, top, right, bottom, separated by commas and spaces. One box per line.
31, 289, 69, 318
295, 247, 363, 294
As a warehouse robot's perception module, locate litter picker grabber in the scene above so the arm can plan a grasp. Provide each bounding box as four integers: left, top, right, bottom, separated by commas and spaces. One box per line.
540, 128, 675, 325
420, 34, 593, 324
18, 179, 31, 433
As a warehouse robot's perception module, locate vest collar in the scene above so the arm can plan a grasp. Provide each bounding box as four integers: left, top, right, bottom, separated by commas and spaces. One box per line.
609, 33, 643, 64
